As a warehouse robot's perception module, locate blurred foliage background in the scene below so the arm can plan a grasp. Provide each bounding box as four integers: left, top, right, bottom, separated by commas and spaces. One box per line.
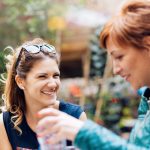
0, 0, 139, 137
0, 0, 60, 48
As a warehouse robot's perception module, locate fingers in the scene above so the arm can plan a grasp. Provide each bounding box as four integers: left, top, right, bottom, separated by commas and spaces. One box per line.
36, 108, 82, 142
36, 108, 67, 138
37, 108, 60, 119
36, 116, 58, 136
45, 132, 65, 144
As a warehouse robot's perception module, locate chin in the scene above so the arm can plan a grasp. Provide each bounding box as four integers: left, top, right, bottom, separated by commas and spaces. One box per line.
42, 97, 56, 104
42, 101, 55, 108
130, 83, 139, 91
48, 98, 57, 104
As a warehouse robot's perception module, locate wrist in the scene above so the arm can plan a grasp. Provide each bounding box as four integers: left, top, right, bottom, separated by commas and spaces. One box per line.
71, 120, 84, 141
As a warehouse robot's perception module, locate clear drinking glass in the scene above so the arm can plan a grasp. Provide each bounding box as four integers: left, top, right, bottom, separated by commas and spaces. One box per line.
38, 134, 66, 150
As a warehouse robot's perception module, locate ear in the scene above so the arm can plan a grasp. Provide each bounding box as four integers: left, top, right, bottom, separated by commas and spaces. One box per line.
15, 75, 25, 90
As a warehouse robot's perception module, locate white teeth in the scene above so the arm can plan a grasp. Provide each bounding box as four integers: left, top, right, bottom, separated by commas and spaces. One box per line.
44, 91, 51, 94
42, 91, 54, 95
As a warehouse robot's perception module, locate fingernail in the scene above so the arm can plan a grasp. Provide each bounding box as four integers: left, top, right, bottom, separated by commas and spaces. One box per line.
36, 113, 40, 118
36, 126, 44, 134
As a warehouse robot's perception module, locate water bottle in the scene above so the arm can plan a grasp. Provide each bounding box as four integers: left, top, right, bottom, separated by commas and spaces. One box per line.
38, 134, 66, 150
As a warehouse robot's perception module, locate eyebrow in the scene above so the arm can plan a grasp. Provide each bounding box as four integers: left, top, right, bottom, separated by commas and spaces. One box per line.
37, 72, 47, 74
36, 72, 60, 76
110, 49, 121, 56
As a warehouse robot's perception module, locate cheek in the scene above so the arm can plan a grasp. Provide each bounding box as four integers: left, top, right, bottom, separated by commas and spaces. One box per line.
56, 79, 61, 88
125, 62, 132, 70
122, 58, 134, 70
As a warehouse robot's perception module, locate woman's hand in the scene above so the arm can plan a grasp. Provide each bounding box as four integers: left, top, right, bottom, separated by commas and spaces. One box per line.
36, 108, 84, 144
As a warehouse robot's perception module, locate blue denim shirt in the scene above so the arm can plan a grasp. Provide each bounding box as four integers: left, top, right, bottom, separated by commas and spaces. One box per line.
74, 88, 150, 150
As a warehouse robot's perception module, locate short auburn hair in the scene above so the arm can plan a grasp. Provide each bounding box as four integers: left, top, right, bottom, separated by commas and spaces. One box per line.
100, 0, 150, 50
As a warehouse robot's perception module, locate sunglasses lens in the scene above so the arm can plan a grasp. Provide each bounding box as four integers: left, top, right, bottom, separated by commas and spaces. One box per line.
23, 45, 40, 53
22, 44, 56, 54
43, 45, 56, 54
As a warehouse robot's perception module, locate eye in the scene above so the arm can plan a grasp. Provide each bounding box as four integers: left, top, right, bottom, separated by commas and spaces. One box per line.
38, 75, 47, 79
54, 73, 60, 78
115, 55, 123, 60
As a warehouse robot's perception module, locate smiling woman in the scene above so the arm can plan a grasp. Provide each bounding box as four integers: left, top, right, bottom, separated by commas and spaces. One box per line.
0, 38, 86, 150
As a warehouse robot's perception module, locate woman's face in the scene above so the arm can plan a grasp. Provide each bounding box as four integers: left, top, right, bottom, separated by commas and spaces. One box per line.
106, 38, 150, 90
21, 57, 60, 107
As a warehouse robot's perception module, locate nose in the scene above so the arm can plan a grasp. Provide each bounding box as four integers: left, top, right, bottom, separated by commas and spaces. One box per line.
47, 78, 57, 88
113, 61, 122, 75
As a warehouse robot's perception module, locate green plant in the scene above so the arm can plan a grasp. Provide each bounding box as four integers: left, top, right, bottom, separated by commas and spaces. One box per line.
89, 26, 107, 77
0, 50, 6, 106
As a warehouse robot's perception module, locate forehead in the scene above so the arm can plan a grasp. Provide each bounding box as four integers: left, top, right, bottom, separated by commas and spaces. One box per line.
106, 37, 121, 54
29, 57, 59, 74
106, 36, 148, 60
106, 37, 131, 55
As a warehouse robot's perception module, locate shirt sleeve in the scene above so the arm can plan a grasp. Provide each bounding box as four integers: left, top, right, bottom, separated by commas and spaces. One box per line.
74, 120, 148, 150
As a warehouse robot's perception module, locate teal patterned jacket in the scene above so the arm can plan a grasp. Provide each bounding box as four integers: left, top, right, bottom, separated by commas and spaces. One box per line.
74, 87, 150, 150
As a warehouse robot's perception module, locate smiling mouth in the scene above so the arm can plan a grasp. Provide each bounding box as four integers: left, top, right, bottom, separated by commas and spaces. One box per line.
41, 91, 55, 96
122, 75, 130, 81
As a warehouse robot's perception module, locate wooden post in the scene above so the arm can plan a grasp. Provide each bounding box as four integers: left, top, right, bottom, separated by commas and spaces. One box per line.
94, 54, 112, 122
80, 48, 90, 107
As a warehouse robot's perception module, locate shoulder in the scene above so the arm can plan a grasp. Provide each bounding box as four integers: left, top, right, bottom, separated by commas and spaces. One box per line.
0, 112, 10, 127
79, 112, 87, 121
59, 100, 84, 119
0, 113, 12, 149
0, 113, 5, 130
0, 113, 3, 124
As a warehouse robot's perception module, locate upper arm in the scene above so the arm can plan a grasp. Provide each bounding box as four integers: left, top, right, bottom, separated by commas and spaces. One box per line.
79, 112, 87, 121
0, 113, 12, 150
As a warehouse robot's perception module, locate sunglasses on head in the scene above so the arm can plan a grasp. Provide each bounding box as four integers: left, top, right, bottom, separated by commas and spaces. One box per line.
22, 44, 56, 54
15, 44, 56, 69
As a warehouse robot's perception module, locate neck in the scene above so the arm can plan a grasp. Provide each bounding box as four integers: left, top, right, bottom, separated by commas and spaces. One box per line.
25, 107, 40, 132
25, 100, 59, 132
